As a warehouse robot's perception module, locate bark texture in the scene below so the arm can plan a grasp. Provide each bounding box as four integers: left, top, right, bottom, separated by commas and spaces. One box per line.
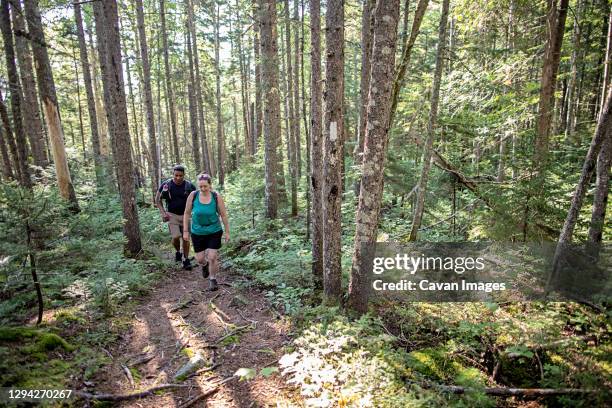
11, 0, 47, 167
348, 0, 401, 313
95, 0, 142, 255
534, 0, 569, 171
259, 0, 280, 218
309, 0, 323, 281
23, 0, 78, 207
74, 1, 103, 181
322, 0, 345, 302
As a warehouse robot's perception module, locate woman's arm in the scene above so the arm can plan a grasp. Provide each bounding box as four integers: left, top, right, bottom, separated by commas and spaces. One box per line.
217, 194, 230, 241
183, 191, 195, 240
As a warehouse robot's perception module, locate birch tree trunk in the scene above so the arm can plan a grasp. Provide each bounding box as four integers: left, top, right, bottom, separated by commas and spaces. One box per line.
322, 0, 345, 302
349, 0, 401, 313
408, 0, 450, 241
23, 0, 78, 208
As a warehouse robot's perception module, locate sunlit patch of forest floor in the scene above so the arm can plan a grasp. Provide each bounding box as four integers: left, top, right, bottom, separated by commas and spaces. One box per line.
89, 256, 300, 407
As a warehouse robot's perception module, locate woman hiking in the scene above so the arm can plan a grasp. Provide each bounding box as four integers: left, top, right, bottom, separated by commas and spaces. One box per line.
183, 173, 230, 291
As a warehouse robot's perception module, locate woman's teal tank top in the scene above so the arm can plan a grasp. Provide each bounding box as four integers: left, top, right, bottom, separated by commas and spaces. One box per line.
191, 191, 222, 235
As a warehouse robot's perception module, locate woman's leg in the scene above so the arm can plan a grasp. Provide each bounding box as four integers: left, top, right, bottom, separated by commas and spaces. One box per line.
194, 250, 208, 266
207, 249, 219, 279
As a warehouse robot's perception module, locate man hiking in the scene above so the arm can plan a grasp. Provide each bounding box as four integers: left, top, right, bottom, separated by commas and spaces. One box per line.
155, 165, 196, 270
183, 173, 230, 291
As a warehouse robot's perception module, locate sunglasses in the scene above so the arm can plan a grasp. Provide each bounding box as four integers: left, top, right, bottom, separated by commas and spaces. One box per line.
198, 175, 211, 181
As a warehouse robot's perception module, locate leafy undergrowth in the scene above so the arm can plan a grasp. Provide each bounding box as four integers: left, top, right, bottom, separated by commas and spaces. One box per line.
221, 167, 612, 407
0, 183, 169, 395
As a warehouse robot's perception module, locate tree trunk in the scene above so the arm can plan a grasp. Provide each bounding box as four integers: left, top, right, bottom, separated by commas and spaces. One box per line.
0, 90, 21, 182
352, 0, 375, 197
258, 0, 280, 218
552, 84, 612, 276
1, 0, 31, 189
94, 0, 142, 255
214, 1, 225, 186
159, 0, 180, 164
185, 0, 209, 173
235, 0, 251, 158
135, 0, 159, 198
588, 134, 611, 245
186, 25, 201, 172
599, 5, 612, 121
73, 49, 87, 161
74, 1, 103, 182
284, 0, 298, 216
389, 0, 429, 125
11, 0, 47, 168
86, 16, 110, 157
23, 0, 78, 207
534, 0, 569, 171
253, 5, 263, 155
0, 123, 13, 180
310, 0, 323, 281
348, 0, 401, 314
293, 0, 301, 179
322, 0, 345, 302
408, 0, 449, 241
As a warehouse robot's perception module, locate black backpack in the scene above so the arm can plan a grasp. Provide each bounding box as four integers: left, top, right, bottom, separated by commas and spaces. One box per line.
191, 190, 220, 214
160, 179, 193, 201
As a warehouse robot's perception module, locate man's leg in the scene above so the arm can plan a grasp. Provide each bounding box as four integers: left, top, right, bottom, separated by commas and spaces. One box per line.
168, 213, 183, 262
183, 238, 191, 259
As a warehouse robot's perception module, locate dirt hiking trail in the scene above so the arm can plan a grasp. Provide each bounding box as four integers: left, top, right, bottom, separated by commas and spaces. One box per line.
93, 258, 300, 407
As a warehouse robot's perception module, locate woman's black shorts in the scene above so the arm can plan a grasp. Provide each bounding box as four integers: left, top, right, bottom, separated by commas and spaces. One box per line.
191, 230, 223, 253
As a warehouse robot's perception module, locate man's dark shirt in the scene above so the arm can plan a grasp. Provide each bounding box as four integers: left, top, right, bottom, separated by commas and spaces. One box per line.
158, 179, 196, 215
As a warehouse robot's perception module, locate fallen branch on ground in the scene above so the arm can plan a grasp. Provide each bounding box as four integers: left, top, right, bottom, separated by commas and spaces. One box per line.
413, 380, 596, 396
75, 384, 191, 401
128, 353, 155, 367
213, 324, 252, 345
177, 377, 233, 408
121, 364, 135, 388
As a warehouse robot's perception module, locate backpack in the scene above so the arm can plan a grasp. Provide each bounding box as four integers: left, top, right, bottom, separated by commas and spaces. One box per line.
161, 179, 193, 201
191, 190, 220, 214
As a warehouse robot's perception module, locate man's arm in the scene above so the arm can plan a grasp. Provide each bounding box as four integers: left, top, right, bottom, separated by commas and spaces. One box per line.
155, 190, 169, 221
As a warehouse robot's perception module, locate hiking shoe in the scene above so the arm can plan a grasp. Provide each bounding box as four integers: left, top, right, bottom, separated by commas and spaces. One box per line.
175, 251, 182, 262
182, 257, 193, 270
208, 278, 218, 291
201, 262, 209, 279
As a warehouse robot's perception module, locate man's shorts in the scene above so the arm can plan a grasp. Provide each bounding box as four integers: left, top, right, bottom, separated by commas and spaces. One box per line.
167, 212, 184, 238
191, 230, 223, 253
